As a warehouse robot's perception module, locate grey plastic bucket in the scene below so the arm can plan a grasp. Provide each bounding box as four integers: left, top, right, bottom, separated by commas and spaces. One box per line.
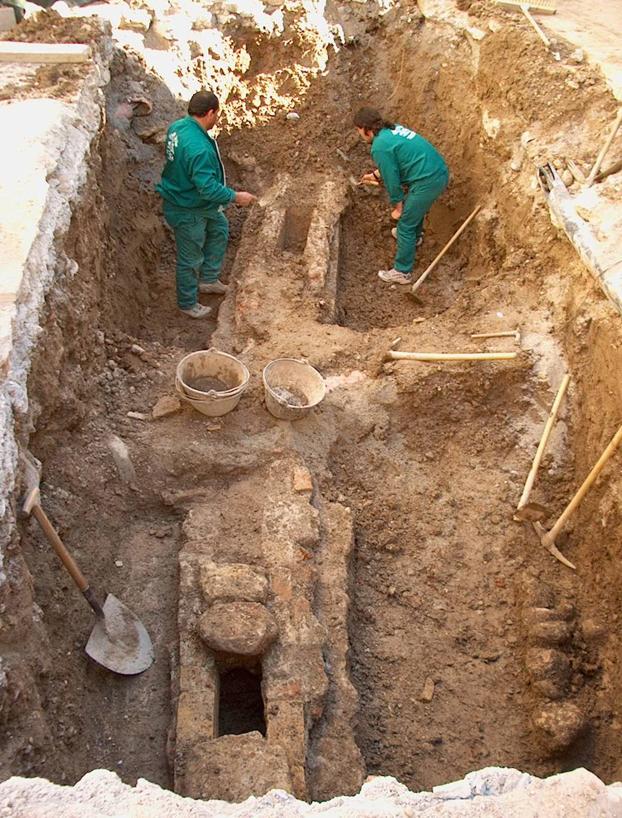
262, 358, 325, 421
176, 348, 249, 417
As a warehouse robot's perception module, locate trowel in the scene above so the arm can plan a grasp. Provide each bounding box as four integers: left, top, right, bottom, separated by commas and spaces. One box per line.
21, 453, 154, 675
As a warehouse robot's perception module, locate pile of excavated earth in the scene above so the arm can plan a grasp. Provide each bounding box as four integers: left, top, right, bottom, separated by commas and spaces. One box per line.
1, 0, 622, 815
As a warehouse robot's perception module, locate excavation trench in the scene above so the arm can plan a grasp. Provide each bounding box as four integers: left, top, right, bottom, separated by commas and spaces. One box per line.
7, 1, 622, 804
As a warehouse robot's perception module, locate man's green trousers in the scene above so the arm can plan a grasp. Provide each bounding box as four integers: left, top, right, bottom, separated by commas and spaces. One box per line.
163, 203, 229, 309
393, 169, 449, 274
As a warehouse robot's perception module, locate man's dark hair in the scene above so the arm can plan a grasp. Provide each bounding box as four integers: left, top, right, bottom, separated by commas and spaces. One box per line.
188, 90, 219, 117
353, 107, 394, 135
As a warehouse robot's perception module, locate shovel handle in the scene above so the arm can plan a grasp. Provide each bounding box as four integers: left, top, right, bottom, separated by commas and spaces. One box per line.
31, 504, 88, 591
30, 503, 104, 616
516, 374, 570, 512
545, 422, 622, 544
388, 350, 517, 362
520, 4, 551, 47
411, 206, 481, 295
586, 109, 622, 187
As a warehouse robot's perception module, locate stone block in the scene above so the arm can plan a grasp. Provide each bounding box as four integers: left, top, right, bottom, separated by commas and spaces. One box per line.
266, 699, 307, 799
263, 678, 303, 701
525, 648, 570, 693
263, 497, 320, 551
197, 601, 278, 655
175, 690, 217, 748
199, 561, 268, 605
179, 732, 293, 801
292, 467, 313, 493
308, 731, 365, 801
152, 395, 181, 419
178, 664, 216, 695
271, 569, 293, 602
532, 701, 587, 754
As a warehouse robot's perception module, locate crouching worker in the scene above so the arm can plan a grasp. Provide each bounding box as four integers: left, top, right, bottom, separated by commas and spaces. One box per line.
156, 91, 256, 319
354, 106, 449, 286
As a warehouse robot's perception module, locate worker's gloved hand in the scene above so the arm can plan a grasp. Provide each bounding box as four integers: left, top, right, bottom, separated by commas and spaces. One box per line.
391, 201, 403, 220
360, 172, 379, 186
235, 191, 256, 206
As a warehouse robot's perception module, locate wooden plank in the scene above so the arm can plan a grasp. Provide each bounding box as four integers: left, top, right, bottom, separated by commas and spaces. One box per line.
0, 41, 91, 64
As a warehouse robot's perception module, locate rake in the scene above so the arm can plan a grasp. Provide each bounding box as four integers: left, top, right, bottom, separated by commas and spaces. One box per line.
494, 1, 556, 48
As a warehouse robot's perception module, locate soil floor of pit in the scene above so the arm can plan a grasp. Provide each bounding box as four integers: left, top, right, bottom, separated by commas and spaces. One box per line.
9, 0, 622, 798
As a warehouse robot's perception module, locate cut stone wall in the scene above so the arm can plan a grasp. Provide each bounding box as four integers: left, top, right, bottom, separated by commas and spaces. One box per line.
172, 454, 364, 802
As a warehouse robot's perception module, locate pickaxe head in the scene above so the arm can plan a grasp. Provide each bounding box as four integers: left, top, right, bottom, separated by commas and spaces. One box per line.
531, 521, 577, 570
19, 451, 42, 515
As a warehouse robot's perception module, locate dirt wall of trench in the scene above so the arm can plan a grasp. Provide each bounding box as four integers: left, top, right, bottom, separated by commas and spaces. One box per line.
0, 45, 172, 779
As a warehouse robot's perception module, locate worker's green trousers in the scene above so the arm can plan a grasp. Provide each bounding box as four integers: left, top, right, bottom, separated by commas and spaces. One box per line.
393, 169, 449, 274
163, 203, 229, 309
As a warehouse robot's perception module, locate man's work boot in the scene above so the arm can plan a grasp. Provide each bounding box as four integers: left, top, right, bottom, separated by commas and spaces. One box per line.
179, 303, 212, 319
199, 280, 228, 295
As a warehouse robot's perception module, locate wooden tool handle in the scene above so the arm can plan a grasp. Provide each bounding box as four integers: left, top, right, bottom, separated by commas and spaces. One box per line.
544, 422, 622, 545
516, 374, 570, 512
521, 4, 551, 46
595, 157, 622, 184
32, 504, 89, 593
411, 205, 481, 295
471, 331, 518, 340
586, 109, 622, 186
388, 350, 517, 362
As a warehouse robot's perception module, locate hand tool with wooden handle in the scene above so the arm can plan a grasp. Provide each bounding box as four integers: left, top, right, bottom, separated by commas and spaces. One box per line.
586, 109, 622, 187
388, 349, 518, 362
411, 206, 481, 296
21, 453, 154, 675
533, 422, 622, 569
514, 374, 570, 519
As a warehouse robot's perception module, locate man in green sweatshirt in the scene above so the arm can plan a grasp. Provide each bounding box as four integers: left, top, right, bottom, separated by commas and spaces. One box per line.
157, 91, 256, 319
354, 106, 449, 286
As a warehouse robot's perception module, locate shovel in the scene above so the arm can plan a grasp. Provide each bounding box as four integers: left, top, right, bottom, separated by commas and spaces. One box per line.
411, 205, 481, 296
22, 463, 154, 676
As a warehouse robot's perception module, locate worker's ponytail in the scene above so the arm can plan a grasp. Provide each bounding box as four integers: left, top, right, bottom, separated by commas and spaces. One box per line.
353, 107, 395, 135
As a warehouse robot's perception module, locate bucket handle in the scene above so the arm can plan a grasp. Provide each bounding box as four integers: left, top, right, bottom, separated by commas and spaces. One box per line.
175, 378, 221, 404
175, 377, 223, 401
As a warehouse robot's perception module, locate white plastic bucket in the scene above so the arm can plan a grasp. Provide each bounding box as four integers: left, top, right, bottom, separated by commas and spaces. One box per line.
176, 348, 249, 417
262, 358, 326, 421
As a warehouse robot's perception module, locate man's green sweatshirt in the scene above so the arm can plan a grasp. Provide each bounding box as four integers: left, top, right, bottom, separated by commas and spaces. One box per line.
156, 116, 236, 211
371, 124, 448, 205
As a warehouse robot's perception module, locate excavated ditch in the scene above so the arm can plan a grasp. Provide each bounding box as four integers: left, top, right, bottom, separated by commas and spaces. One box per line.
6, 0, 622, 803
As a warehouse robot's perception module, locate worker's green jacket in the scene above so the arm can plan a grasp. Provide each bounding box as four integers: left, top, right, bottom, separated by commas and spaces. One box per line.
371, 124, 448, 205
156, 116, 236, 211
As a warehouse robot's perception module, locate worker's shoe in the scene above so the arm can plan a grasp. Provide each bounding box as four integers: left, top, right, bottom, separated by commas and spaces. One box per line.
199, 280, 228, 295
378, 268, 412, 285
179, 303, 212, 319
391, 227, 425, 246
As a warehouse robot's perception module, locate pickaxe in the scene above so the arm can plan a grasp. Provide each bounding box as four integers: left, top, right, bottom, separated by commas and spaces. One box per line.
525, 422, 622, 570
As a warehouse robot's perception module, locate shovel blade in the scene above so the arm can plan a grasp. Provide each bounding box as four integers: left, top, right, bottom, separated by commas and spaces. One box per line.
85, 594, 154, 676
